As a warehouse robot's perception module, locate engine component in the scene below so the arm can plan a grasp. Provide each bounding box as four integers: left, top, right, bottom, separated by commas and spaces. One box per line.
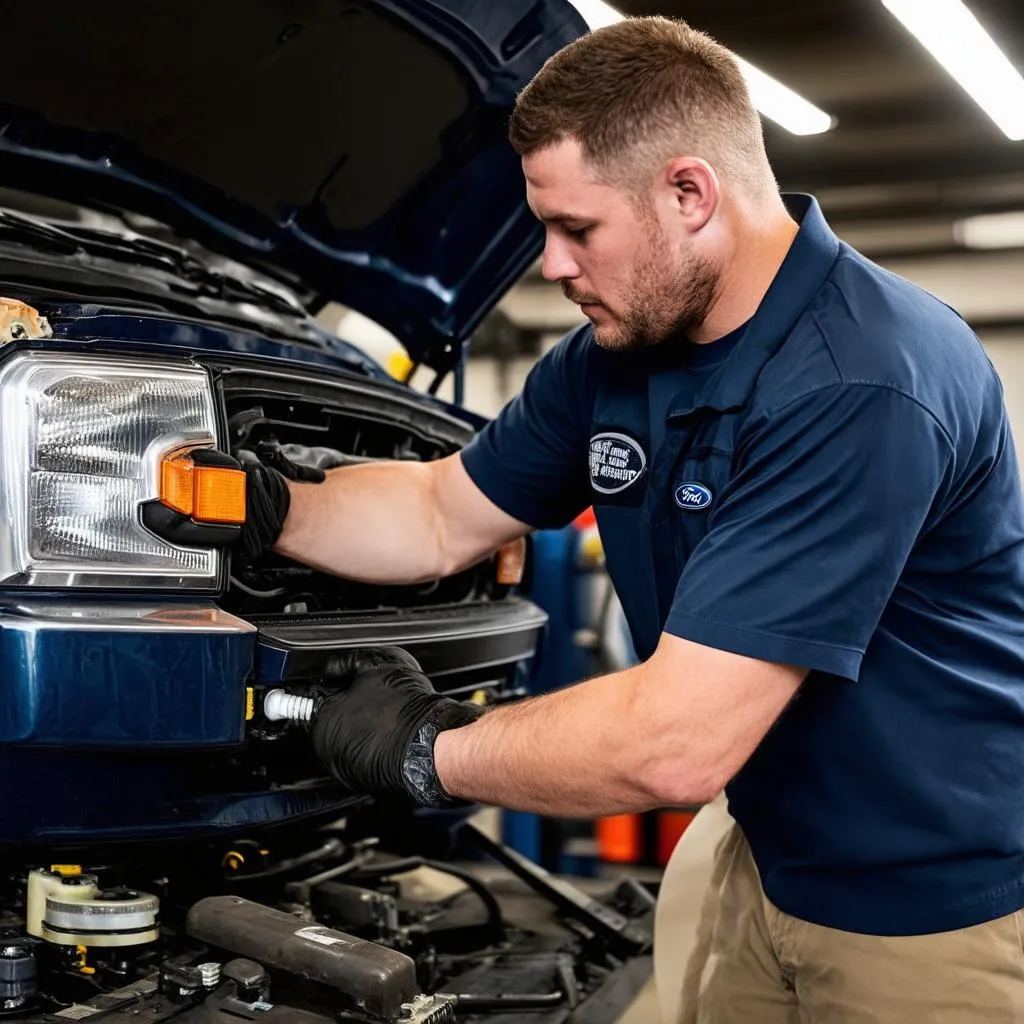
397, 993, 458, 1023
0, 940, 36, 1010
197, 962, 222, 989
26, 870, 98, 939
26, 870, 159, 947
309, 881, 401, 943
263, 689, 315, 722
222, 958, 269, 1004
186, 896, 418, 1020
461, 824, 651, 958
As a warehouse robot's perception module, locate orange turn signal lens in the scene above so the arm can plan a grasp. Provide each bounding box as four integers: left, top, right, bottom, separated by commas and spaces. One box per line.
194, 466, 246, 523
160, 457, 194, 516
159, 454, 246, 524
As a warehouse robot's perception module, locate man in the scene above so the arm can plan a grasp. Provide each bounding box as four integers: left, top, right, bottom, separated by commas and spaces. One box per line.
239, 17, 1024, 1022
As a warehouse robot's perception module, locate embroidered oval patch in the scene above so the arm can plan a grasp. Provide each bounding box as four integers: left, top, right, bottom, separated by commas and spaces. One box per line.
589, 432, 647, 495
674, 482, 713, 511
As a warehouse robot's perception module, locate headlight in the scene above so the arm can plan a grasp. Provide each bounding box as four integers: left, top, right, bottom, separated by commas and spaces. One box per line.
0, 352, 222, 589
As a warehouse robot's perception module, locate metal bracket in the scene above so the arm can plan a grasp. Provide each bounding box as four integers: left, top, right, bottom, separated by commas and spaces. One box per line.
459, 824, 652, 958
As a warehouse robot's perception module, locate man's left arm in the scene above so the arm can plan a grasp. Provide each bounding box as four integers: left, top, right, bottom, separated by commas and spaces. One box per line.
435, 634, 805, 815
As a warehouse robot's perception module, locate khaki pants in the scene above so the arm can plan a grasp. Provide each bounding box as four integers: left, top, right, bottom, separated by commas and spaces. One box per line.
652, 798, 1024, 1023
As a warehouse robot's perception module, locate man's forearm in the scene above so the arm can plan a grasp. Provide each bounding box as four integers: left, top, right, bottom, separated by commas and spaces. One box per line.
434, 664, 689, 816
431, 635, 804, 817
275, 461, 448, 584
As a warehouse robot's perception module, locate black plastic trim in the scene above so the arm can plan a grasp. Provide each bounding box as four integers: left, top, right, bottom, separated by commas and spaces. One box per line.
252, 597, 547, 683
140, 501, 241, 548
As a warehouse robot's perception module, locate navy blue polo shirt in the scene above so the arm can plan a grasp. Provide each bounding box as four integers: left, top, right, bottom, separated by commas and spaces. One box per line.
461, 194, 1024, 936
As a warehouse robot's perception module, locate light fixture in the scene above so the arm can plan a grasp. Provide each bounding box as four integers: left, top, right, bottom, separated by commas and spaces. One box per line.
566, 0, 834, 136
953, 211, 1024, 249
734, 58, 834, 136
881, 0, 1024, 141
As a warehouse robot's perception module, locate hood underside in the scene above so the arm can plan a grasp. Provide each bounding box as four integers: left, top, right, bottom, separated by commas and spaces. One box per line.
0, 0, 586, 371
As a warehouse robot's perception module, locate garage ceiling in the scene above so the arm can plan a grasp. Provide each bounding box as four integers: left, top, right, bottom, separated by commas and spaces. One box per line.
612, 0, 1024, 256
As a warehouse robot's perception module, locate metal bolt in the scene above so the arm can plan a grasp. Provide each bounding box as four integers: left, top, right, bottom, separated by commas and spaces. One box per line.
197, 963, 221, 989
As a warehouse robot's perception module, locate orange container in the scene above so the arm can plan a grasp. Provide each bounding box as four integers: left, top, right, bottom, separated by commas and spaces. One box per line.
597, 814, 642, 864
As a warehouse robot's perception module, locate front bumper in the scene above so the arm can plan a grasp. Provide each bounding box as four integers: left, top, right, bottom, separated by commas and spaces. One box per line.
0, 595, 545, 845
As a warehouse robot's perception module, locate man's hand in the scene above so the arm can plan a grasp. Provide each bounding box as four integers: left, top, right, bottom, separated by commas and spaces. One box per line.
310, 648, 483, 806
234, 446, 326, 557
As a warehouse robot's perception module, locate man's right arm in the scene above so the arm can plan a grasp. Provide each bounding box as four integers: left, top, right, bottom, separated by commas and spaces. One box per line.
273, 326, 593, 585
273, 452, 531, 585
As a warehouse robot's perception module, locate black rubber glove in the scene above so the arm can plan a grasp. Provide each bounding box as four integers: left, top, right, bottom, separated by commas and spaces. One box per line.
310, 648, 484, 807
234, 446, 325, 558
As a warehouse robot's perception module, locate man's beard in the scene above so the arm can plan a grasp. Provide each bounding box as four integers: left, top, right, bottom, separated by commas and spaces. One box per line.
563, 230, 719, 351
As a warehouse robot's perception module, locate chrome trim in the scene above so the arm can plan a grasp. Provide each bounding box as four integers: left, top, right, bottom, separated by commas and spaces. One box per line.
265, 615, 546, 650
6, 570, 221, 590
252, 600, 547, 650
140, 432, 215, 503
0, 601, 255, 634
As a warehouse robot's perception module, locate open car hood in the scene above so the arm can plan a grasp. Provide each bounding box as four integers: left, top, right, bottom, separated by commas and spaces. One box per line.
0, 1, 587, 371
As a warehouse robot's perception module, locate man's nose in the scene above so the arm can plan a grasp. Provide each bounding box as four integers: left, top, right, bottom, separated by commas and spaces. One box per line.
540, 234, 580, 282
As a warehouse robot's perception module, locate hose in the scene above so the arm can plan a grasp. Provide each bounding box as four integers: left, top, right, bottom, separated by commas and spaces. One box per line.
226, 838, 345, 883
347, 857, 504, 934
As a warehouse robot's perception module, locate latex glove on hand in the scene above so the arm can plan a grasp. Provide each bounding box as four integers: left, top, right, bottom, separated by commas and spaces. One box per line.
233, 445, 326, 557
310, 648, 484, 807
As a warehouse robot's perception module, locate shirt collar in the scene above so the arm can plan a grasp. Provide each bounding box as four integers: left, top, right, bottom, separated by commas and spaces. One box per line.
669, 193, 840, 418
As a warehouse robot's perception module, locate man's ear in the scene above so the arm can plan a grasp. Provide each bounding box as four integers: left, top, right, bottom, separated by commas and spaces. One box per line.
664, 156, 719, 233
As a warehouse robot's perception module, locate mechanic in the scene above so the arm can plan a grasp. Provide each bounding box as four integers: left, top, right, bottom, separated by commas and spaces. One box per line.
237, 17, 1024, 1023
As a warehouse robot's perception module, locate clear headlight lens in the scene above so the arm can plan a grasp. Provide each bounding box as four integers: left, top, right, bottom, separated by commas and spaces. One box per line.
0, 353, 221, 588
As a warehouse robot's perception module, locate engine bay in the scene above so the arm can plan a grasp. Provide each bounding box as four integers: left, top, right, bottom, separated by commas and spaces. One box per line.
5, 820, 653, 1024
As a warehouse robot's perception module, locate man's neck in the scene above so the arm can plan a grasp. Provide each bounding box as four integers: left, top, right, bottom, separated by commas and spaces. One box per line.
690, 202, 800, 345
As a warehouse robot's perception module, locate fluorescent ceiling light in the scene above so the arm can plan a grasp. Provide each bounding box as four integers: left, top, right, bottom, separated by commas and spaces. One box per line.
568, 0, 622, 31
953, 211, 1024, 249
566, 1, 834, 136
881, 0, 1024, 141
733, 58, 834, 136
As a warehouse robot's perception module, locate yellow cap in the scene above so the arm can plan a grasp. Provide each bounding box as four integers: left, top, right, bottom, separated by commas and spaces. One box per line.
386, 351, 414, 381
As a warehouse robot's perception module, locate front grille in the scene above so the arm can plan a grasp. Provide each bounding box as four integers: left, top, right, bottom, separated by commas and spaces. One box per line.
206, 360, 510, 618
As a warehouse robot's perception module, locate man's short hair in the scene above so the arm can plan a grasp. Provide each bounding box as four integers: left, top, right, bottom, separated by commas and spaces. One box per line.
509, 17, 774, 199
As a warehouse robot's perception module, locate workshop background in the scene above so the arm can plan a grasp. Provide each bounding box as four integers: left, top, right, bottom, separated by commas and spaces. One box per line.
318, 0, 1024, 891
307, 1, 1024, 1018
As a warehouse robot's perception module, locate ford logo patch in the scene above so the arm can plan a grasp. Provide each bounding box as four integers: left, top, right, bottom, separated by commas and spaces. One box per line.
674, 482, 713, 511
589, 432, 647, 494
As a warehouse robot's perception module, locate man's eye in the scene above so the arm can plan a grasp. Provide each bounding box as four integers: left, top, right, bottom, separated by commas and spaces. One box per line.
567, 225, 592, 241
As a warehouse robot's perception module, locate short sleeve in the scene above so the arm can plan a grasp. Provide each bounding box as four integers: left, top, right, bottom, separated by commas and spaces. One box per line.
460, 327, 595, 529
665, 383, 954, 679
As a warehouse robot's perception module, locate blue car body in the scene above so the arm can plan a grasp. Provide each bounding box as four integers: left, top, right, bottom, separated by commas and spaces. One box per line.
0, 0, 586, 847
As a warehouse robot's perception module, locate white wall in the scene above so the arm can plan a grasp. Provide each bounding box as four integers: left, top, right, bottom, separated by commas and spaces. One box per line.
978, 334, 1024, 464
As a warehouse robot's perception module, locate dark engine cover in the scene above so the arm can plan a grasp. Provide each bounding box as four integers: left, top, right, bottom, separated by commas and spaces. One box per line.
186, 896, 418, 1020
